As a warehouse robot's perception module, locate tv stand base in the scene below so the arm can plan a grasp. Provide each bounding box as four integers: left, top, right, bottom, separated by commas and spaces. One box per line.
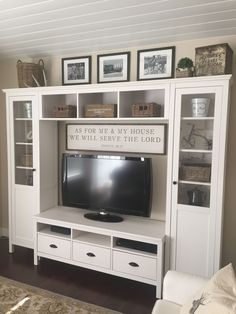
84, 212, 123, 222
34, 206, 165, 298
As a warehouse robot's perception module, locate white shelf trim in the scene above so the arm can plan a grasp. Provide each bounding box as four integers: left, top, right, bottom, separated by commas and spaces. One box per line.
179, 180, 211, 186
180, 149, 212, 153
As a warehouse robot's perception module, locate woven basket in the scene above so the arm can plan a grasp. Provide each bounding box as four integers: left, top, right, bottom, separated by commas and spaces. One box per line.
17, 59, 45, 88
132, 103, 161, 117
52, 105, 77, 118
180, 163, 211, 182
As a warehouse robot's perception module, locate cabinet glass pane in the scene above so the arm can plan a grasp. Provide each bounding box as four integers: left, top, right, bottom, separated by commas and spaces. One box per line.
179, 152, 212, 183
177, 92, 215, 208
15, 168, 33, 186
180, 120, 213, 151
178, 183, 210, 208
181, 94, 215, 118
13, 101, 33, 186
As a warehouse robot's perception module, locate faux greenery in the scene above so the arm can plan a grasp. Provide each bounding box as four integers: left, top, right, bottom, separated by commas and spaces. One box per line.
177, 57, 194, 69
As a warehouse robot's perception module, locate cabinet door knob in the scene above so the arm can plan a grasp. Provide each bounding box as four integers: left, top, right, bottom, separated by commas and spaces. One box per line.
129, 262, 139, 267
49, 244, 57, 248
32, 168, 36, 172
173, 181, 178, 185
87, 252, 95, 257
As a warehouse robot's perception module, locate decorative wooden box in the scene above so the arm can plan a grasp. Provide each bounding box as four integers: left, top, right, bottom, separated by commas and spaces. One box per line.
195, 43, 233, 76
84, 104, 117, 118
179, 163, 211, 182
52, 105, 76, 118
131, 103, 161, 117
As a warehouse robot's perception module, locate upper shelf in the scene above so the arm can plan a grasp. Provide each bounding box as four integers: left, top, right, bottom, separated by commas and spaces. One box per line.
3, 75, 232, 122
40, 88, 168, 120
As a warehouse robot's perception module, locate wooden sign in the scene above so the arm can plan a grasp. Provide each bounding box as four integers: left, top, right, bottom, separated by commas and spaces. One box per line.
67, 124, 166, 154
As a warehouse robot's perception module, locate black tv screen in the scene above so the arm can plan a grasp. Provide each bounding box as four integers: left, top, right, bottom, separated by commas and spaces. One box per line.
62, 154, 152, 221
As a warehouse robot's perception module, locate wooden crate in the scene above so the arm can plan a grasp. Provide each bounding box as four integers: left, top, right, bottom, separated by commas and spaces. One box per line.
84, 104, 117, 118
131, 103, 161, 117
52, 105, 76, 118
180, 163, 211, 182
195, 43, 233, 76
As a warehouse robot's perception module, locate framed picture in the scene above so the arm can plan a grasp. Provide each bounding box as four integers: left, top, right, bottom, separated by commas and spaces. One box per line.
62, 56, 91, 85
137, 46, 175, 80
97, 52, 130, 83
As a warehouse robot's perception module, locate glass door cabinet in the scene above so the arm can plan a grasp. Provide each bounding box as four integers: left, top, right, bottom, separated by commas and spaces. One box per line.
7, 96, 39, 251
171, 85, 225, 277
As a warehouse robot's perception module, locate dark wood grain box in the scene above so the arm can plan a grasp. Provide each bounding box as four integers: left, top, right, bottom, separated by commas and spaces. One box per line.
195, 43, 233, 76
131, 102, 161, 117
84, 104, 117, 118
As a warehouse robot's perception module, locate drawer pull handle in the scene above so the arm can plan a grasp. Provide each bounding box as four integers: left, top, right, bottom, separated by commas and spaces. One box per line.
129, 262, 139, 267
87, 252, 96, 257
49, 244, 57, 249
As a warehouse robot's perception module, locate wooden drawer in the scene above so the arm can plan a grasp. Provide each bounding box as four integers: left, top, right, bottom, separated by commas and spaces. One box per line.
72, 242, 111, 269
38, 233, 71, 259
113, 251, 157, 280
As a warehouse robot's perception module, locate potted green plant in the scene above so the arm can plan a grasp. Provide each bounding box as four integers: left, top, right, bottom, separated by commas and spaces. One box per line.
176, 57, 194, 78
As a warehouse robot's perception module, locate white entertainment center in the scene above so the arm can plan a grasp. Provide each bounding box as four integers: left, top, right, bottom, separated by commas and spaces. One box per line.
35, 206, 165, 298
4, 75, 231, 298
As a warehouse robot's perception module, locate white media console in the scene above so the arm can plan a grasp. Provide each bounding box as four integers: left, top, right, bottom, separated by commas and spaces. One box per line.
4, 76, 232, 298
34, 206, 165, 298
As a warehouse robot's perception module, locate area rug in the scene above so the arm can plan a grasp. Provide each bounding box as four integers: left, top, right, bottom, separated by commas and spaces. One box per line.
0, 275, 122, 314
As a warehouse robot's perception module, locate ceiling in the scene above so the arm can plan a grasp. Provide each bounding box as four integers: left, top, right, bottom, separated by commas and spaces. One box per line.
0, 0, 236, 58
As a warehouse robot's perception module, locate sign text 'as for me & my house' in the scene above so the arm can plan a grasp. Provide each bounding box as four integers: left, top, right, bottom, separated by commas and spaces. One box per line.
67, 124, 165, 154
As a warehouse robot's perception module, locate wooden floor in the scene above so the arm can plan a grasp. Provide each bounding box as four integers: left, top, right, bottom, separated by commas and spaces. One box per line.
0, 237, 156, 314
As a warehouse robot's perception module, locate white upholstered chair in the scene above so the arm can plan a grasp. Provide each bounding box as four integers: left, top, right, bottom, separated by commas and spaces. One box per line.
152, 270, 208, 314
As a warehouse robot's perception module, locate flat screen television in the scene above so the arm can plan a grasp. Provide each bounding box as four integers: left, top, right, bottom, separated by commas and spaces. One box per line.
62, 154, 152, 222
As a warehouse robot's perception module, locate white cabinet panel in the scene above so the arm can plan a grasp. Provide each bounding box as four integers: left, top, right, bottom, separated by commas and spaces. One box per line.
13, 186, 37, 248
175, 209, 210, 277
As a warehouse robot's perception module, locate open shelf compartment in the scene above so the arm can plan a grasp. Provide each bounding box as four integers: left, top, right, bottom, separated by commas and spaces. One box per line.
72, 230, 111, 248
119, 89, 165, 118
42, 94, 77, 118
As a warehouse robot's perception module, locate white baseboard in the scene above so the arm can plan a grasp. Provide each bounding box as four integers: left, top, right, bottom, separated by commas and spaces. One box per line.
0, 227, 9, 237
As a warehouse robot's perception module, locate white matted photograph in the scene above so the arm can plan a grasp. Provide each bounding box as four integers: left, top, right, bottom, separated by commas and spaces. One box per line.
137, 47, 175, 80
97, 52, 130, 83
62, 56, 91, 85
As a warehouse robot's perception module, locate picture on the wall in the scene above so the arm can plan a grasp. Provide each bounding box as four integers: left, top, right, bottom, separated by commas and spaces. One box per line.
62, 56, 91, 85
97, 52, 130, 83
137, 47, 175, 80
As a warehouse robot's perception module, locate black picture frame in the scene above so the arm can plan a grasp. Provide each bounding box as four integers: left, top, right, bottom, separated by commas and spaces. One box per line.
97, 52, 130, 83
62, 56, 91, 85
137, 46, 175, 81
